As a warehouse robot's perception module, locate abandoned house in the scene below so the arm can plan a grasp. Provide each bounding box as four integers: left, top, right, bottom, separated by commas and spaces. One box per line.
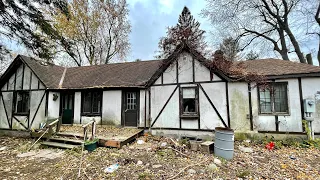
0, 43, 320, 137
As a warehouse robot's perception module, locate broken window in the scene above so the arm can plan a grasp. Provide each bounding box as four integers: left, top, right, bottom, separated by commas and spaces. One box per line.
181, 87, 198, 117
258, 82, 288, 114
82, 91, 102, 115
15, 91, 29, 114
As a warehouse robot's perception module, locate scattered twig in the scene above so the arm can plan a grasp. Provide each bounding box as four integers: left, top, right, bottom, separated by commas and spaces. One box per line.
170, 138, 179, 146
168, 146, 190, 158
167, 159, 208, 180
28, 128, 49, 151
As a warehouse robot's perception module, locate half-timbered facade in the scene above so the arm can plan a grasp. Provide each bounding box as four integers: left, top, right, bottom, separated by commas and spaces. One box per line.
1, 43, 320, 137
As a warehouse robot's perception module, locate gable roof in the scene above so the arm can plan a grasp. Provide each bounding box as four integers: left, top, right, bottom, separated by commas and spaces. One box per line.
240, 58, 320, 78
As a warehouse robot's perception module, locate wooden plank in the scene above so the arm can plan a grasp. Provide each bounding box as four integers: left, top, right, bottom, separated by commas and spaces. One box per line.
41, 141, 79, 149
49, 137, 83, 144
120, 129, 144, 148
56, 132, 84, 138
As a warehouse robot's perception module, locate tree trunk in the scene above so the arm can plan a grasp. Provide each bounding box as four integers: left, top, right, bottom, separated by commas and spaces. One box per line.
306, 53, 313, 65
279, 50, 290, 61
318, 39, 320, 66
285, 27, 306, 63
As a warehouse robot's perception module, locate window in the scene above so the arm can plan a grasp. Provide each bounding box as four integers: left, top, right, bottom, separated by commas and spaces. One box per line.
82, 91, 101, 115
126, 92, 137, 110
258, 82, 288, 114
15, 91, 29, 114
181, 87, 198, 117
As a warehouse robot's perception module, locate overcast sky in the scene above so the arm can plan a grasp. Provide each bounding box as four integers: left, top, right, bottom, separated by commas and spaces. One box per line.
127, 0, 211, 60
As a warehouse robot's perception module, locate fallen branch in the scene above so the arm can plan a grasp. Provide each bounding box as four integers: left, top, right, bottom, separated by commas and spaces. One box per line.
28, 128, 49, 151
168, 146, 190, 158
167, 159, 208, 180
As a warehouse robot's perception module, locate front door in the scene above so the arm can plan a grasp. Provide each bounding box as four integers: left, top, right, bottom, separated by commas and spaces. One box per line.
123, 91, 139, 126
60, 92, 74, 124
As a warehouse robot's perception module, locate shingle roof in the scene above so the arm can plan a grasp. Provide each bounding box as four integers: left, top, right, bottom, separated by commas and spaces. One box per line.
21, 55, 65, 88
62, 60, 162, 89
240, 58, 320, 76
11, 56, 320, 90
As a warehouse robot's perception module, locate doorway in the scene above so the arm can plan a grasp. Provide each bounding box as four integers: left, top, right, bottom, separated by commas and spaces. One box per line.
60, 92, 74, 124
123, 91, 139, 126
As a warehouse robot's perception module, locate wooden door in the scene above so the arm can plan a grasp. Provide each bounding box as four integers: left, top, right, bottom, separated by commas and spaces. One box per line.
60, 92, 74, 124
123, 91, 139, 126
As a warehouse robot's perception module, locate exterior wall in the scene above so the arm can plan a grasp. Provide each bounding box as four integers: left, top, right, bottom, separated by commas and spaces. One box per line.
47, 92, 60, 120
149, 51, 229, 136
73, 92, 81, 124
102, 90, 122, 125
0, 63, 47, 130
301, 78, 320, 133
81, 116, 101, 125
251, 79, 303, 132
139, 90, 146, 127
228, 82, 250, 131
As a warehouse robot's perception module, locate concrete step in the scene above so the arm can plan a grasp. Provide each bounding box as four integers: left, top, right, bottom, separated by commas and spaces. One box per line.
41, 141, 80, 149
48, 137, 83, 145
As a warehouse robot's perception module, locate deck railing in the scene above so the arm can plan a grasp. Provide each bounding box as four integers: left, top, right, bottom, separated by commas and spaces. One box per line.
82, 119, 96, 141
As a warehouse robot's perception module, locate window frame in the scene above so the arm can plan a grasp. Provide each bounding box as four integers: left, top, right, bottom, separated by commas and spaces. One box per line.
258, 82, 289, 115
14, 90, 30, 115
180, 86, 199, 119
81, 90, 102, 116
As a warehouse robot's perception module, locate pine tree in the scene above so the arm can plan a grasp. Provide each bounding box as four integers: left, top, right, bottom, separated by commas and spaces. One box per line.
158, 6, 206, 58
245, 50, 259, 60
219, 37, 240, 61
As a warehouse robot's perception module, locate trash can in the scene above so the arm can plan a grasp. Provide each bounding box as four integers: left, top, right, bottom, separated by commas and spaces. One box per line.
214, 127, 234, 160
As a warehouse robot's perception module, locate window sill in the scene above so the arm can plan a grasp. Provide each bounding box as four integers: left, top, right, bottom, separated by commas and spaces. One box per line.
13, 112, 29, 116
180, 114, 199, 120
81, 113, 101, 117
258, 113, 290, 116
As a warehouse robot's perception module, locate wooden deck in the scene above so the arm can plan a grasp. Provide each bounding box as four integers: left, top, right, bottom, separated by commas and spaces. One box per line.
31, 125, 144, 149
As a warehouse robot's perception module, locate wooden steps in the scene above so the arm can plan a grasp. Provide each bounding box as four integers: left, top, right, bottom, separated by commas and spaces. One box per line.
41, 141, 80, 149
48, 137, 83, 145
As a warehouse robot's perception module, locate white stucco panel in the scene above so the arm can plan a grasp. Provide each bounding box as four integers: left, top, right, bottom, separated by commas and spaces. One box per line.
29, 90, 46, 129
74, 92, 81, 124
48, 92, 60, 120
23, 66, 31, 90
177, 52, 193, 83
163, 61, 177, 84
102, 90, 122, 125
15, 65, 23, 90
0, 99, 9, 129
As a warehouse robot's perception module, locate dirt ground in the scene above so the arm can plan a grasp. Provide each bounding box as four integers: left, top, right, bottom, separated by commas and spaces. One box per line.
0, 136, 319, 180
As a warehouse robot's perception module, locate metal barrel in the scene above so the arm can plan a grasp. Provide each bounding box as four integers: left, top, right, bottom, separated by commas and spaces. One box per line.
214, 127, 234, 160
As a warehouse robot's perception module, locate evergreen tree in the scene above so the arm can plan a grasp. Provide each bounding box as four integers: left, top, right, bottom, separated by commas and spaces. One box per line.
245, 50, 259, 60
158, 6, 206, 58
219, 37, 240, 61
0, 0, 69, 60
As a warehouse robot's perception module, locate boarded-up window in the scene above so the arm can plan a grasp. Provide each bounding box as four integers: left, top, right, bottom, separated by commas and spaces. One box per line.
15, 91, 30, 114
82, 91, 102, 115
258, 83, 288, 114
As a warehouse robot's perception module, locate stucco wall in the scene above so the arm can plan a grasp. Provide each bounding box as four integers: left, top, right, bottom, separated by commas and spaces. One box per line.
302, 78, 320, 132
102, 90, 121, 125
47, 92, 60, 120
73, 92, 81, 124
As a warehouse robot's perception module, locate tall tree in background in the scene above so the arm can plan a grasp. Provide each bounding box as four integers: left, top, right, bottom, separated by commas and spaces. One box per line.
158, 6, 206, 58
245, 50, 259, 60
53, 0, 131, 66
0, 0, 69, 60
202, 0, 319, 64
219, 37, 240, 61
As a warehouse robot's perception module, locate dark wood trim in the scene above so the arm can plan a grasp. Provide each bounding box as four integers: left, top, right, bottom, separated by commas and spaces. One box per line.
151, 80, 225, 87
275, 115, 279, 131
176, 59, 179, 83
121, 90, 124, 126
47, 86, 146, 91
11, 91, 16, 129
150, 127, 215, 132
179, 85, 182, 128
45, 90, 49, 117
148, 88, 151, 128
21, 64, 25, 90
267, 73, 320, 79
37, 80, 40, 89
192, 57, 195, 82
144, 89, 147, 128
12, 116, 28, 130
1, 92, 11, 128
199, 84, 228, 128
0, 89, 46, 92
80, 90, 103, 117
161, 74, 163, 84
6, 81, 8, 90
29, 91, 46, 129
151, 86, 179, 127
248, 83, 253, 131
14, 72, 16, 91
298, 77, 305, 131
19, 56, 47, 88
226, 82, 230, 128
136, 90, 140, 127
29, 71, 32, 90
197, 84, 200, 129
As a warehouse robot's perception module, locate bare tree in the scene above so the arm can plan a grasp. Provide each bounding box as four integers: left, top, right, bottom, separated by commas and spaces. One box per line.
53, 0, 131, 66
202, 0, 319, 64
158, 6, 207, 58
